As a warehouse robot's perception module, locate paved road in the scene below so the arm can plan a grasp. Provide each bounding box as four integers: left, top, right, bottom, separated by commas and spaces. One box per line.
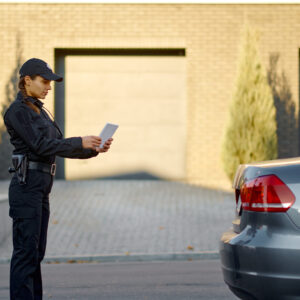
0, 260, 237, 300
0, 180, 235, 263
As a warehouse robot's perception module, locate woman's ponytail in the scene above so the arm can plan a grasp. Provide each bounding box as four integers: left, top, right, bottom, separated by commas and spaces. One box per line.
18, 75, 40, 114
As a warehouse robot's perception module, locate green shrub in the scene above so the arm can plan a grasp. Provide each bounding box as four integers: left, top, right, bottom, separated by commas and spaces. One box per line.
221, 28, 278, 182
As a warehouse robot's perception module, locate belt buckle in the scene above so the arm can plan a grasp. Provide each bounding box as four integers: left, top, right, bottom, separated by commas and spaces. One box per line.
50, 164, 56, 176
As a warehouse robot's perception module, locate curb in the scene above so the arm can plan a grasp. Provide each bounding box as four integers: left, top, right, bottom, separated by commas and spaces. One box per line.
0, 251, 220, 264
0, 195, 8, 203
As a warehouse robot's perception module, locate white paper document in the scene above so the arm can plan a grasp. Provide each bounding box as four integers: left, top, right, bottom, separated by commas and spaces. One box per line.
99, 123, 119, 148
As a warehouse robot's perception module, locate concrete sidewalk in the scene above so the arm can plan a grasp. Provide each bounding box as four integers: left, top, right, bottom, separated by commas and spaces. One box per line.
0, 180, 235, 263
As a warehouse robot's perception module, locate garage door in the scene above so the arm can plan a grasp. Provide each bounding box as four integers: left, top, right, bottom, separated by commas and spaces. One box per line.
65, 54, 186, 180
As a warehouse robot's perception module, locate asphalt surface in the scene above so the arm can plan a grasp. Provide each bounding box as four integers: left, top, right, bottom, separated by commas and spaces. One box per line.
0, 180, 235, 263
0, 260, 237, 300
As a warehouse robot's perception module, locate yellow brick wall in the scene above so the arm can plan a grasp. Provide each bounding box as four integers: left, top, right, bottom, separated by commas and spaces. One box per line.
0, 4, 299, 190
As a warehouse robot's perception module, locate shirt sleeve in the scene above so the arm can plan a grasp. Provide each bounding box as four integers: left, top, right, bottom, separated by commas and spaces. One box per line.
5, 105, 87, 158
68, 148, 99, 159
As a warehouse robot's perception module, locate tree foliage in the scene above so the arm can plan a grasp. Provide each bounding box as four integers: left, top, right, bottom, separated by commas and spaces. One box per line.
0, 33, 23, 179
221, 28, 278, 181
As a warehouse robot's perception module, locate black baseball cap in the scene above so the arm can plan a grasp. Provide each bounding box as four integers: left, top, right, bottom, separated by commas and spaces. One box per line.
19, 58, 63, 82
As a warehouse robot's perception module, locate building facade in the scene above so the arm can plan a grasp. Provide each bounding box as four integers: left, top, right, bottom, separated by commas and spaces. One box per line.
0, 3, 299, 190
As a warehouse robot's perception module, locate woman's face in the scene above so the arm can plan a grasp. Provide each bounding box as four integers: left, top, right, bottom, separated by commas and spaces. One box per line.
25, 75, 52, 99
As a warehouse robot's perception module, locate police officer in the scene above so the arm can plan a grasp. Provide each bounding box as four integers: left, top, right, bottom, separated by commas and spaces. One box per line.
3, 58, 113, 300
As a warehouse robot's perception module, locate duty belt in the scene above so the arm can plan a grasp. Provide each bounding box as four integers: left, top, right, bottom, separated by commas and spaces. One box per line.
28, 161, 56, 176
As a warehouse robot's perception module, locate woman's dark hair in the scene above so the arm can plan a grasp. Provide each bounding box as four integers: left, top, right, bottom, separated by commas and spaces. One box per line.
18, 75, 37, 99
18, 75, 40, 114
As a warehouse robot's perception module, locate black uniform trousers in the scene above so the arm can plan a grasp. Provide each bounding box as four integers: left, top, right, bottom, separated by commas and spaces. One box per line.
9, 169, 53, 300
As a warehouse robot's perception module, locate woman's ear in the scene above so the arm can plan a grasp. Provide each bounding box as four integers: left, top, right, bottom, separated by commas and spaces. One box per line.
24, 75, 32, 86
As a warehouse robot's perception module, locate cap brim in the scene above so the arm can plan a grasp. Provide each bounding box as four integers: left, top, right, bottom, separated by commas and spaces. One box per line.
41, 73, 63, 82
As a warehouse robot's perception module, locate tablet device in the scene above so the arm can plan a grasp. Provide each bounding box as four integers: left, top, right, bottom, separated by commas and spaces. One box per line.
99, 123, 119, 148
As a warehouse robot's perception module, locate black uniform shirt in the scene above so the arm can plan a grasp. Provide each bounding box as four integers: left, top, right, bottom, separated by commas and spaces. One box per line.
4, 92, 98, 164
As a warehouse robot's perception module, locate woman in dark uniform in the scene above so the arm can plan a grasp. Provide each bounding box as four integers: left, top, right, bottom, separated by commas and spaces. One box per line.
3, 58, 113, 300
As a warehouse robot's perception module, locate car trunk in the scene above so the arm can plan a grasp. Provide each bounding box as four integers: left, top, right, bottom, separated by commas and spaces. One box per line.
231, 157, 300, 233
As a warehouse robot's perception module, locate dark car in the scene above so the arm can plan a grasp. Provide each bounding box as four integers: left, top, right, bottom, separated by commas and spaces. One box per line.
219, 158, 300, 300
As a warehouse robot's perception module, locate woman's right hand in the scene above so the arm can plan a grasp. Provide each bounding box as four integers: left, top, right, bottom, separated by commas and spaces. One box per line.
81, 136, 102, 150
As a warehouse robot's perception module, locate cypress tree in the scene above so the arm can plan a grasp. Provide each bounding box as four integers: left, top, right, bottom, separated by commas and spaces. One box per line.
221, 28, 278, 182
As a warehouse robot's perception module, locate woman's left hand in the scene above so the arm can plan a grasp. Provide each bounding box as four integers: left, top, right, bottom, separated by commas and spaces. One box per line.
96, 138, 113, 153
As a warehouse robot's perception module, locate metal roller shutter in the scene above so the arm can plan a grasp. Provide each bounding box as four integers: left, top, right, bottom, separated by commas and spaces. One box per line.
65, 55, 186, 180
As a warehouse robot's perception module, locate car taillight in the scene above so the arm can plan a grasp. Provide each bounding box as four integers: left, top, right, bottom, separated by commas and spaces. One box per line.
240, 174, 295, 212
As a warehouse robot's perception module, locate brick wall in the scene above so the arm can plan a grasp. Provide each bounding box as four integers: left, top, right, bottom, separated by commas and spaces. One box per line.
0, 4, 299, 190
